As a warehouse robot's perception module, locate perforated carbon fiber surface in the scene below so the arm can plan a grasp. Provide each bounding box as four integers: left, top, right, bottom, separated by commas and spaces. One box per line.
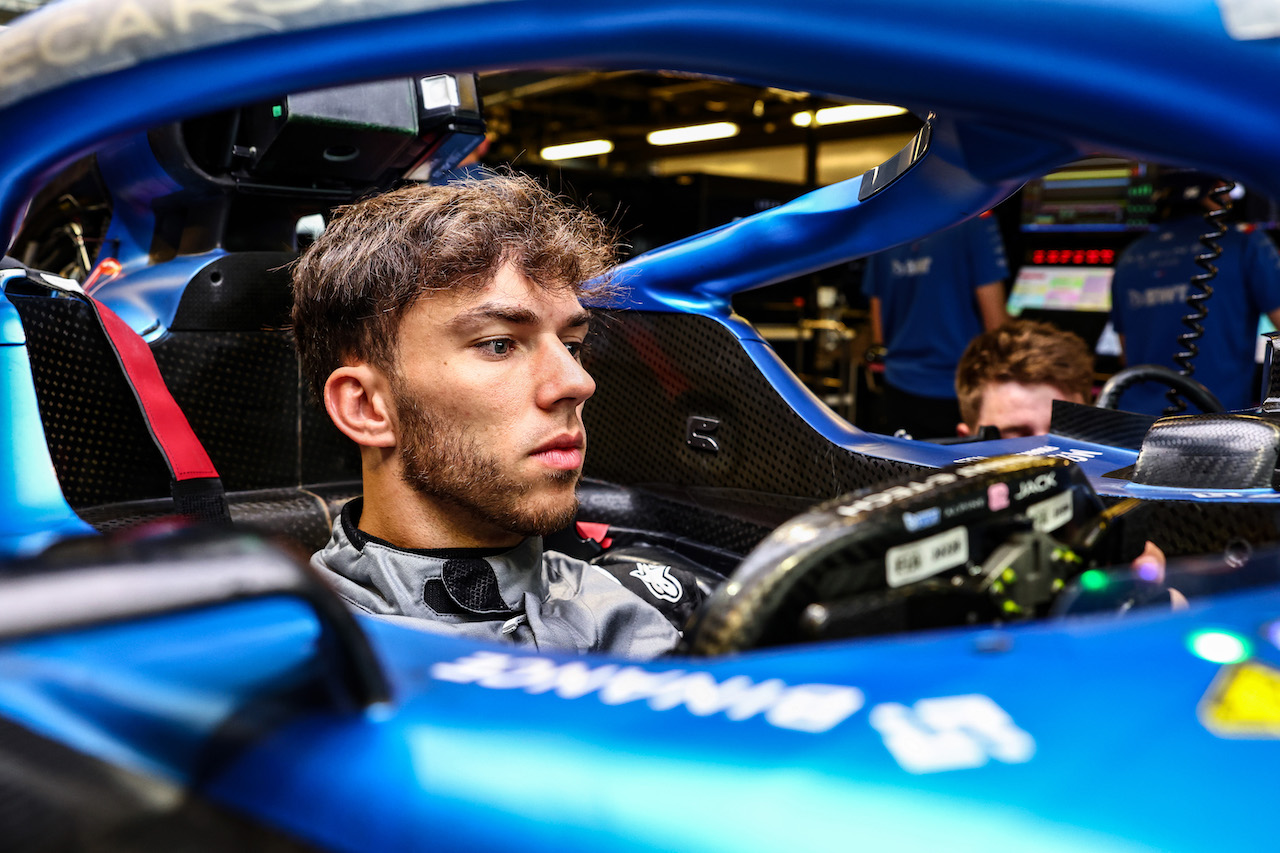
1102, 496, 1280, 559
170, 252, 295, 332
153, 331, 302, 491
157, 252, 359, 492
583, 312, 921, 498
9, 291, 172, 507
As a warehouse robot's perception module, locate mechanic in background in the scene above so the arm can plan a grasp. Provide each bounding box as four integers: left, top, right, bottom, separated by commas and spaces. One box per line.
863, 214, 1009, 439
952, 319, 1182, 602
1110, 170, 1280, 415
291, 173, 680, 658
954, 319, 1094, 439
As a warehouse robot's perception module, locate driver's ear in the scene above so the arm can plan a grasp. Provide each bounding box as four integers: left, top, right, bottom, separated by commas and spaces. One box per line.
324, 363, 397, 448
956, 422, 973, 438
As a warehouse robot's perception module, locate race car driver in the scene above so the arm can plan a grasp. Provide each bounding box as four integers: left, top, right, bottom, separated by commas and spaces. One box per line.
291, 173, 680, 659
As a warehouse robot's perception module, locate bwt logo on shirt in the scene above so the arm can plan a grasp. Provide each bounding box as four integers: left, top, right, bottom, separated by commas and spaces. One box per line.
891, 257, 934, 277
1128, 283, 1189, 308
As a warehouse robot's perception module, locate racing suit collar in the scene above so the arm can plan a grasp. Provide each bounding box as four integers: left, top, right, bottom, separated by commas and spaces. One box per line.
336, 497, 543, 615
339, 497, 513, 559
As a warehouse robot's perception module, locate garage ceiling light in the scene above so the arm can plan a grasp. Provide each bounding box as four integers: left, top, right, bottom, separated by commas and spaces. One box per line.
647, 122, 740, 146
792, 104, 908, 127
540, 139, 614, 160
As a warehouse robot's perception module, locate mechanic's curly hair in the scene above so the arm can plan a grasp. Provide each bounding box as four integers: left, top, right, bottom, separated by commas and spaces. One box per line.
955, 319, 1094, 428
291, 170, 621, 402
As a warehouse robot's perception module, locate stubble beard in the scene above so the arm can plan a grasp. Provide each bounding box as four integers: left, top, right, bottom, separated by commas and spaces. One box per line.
393, 388, 581, 539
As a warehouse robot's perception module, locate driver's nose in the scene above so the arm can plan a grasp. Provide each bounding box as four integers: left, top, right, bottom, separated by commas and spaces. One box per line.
536, 341, 595, 410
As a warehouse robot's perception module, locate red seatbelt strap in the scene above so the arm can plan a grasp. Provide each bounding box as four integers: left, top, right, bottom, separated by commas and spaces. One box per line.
14, 268, 230, 524
88, 296, 230, 524
93, 301, 219, 481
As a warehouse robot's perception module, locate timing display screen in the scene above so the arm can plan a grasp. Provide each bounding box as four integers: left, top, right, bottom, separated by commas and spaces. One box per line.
1027, 248, 1117, 265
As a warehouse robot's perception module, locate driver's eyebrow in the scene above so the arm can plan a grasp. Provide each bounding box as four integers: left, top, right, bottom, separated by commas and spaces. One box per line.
448, 303, 591, 332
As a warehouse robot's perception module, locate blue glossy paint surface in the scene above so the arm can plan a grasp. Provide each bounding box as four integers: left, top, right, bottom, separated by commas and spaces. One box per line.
95, 133, 184, 272
0, 597, 323, 780
2, 0, 1280, 249
0, 0, 1276, 502
1, 3, 1280, 849
2, 584, 1276, 851
91, 251, 226, 338
0, 275, 93, 554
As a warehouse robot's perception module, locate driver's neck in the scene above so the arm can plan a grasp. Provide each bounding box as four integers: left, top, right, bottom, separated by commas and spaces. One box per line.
357, 456, 521, 551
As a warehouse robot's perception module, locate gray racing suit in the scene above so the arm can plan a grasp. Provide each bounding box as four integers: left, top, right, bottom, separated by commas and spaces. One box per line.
312, 499, 680, 659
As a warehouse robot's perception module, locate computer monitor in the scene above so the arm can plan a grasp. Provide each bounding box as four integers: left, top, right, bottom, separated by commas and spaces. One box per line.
1007, 265, 1115, 355
1020, 159, 1152, 232
1007, 265, 1113, 315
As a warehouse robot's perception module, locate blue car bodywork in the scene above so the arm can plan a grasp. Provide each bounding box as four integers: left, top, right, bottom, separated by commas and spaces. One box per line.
0, 0, 1279, 850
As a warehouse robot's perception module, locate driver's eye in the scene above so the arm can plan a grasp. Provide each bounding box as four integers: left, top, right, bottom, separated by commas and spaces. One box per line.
483, 339, 512, 355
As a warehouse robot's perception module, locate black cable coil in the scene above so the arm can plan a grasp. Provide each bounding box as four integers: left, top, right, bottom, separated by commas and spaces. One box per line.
1165, 180, 1233, 415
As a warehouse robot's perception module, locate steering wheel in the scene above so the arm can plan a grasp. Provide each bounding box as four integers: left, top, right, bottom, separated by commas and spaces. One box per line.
684, 455, 1114, 655
1095, 364, 1224, 413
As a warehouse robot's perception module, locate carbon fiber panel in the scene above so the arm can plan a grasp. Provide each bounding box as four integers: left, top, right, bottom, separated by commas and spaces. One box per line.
152, 329, 359, 492
153, 331, 302, 490
576, 479, 792, 556
158, 249, 360, 491
170, 252, 295, 332
8, 292, 172, 507
1132, 414, 1280, 489
1102, 496, 1280, 559
76, 485, 354, 551
1049, 399, 1157, 451
583, 312, 921, 499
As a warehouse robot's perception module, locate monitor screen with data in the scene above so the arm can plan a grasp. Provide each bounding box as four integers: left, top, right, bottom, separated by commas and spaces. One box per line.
1007, 265, 1113, 315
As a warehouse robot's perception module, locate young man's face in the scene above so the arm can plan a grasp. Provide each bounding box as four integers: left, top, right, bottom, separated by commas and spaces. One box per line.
389, 263, 595, 543
958, 381, 1084, 439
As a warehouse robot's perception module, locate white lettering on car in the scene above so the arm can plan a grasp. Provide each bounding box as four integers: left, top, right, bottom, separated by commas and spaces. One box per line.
36, 11, 93, 68
254, 0, 329, 14
99, 2, 168, 56
431, 651, 865, 733
835, 472, 958, 518
0, 32, 37, 88
172, 0, 254, 33
1013, 471, 1057, 501
949, 446, 1102, 466
869, 694, 1035, 773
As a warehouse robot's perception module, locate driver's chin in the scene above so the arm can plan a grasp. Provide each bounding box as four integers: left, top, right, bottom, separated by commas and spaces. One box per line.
508, 486, 580, 538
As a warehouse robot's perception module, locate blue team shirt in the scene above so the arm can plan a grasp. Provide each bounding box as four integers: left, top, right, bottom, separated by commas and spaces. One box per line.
1110, 217, 1280, 414
862, 216, 1008, 398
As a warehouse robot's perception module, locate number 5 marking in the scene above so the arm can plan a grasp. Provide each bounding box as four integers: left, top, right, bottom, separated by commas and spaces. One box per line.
869, 694, 1036, 774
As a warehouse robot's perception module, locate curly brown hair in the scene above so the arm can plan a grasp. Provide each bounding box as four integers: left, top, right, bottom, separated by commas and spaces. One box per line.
291, 172, 620, 403
955, 319, 1094, 428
